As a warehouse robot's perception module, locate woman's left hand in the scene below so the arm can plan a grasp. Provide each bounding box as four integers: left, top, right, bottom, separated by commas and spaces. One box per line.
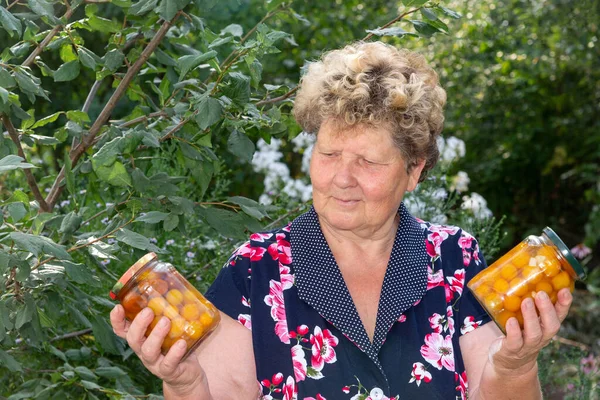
489, 288, 573, 375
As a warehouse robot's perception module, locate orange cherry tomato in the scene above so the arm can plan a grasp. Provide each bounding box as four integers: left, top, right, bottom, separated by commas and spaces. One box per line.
484, 293, 504, 313
503, 295, 522, 312
185, 320, 205, 340
122, 291, 146, 315
148, 296, 169, 316
521, 265, 544, 284
551, 271, 571, 291
500, 264, 518, 280
200, 312, 214, 327
511, 249, 533, 268
508, 277, 529, 297
496, 310, 517, 331
181, 303, 203, 321
493, 279, 510, 294
166, 289, 184, 307
168, 317, 188, 339
535, 280, 553, 295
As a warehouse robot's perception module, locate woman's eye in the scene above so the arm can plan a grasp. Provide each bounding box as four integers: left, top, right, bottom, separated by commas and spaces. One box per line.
364, 159, 377, 165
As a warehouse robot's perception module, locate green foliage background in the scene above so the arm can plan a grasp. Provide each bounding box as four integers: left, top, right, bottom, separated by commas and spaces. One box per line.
0, 0, 598, 398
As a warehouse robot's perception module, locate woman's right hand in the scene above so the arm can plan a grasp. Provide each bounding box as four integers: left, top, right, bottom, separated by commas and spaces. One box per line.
110, 305, 208, 396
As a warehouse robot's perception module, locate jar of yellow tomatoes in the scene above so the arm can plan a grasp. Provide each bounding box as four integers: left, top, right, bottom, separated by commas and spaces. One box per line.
467, 227, 585, 334
109, 252, 220, 357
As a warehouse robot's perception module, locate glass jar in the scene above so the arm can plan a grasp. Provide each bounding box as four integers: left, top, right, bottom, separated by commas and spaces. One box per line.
467, 227, 585, 334
109, 252, 220, 357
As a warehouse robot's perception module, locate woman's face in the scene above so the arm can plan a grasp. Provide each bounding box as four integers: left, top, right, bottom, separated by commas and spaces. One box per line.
310, 119, 425, 236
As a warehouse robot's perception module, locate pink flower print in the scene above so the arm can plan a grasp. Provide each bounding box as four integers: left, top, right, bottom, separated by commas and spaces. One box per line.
238, 242, 267, 261
292, 344, 308, 382
429, 224, 460, 236
250, 232, 273, 242
420, 332, 455, 371
429, 313, 445, 333
282, 376, 297, 400
241, 296, 251, 307
460, 316, 482, 335
303, 395, 326, 400
283, 223, 292, 232
310, 326, 339, 372
237, 314, 252, 330
445, 269, 465, 302
267, 234, 293, 265
427, 265, 444, 291
342, 386, 351, 394
409, 362, 432, 386
426, 231, 446, 258
455, 371, 468, 400
398, 314, 407, 323
446, 306, 455, 336
264, 280, 290, 343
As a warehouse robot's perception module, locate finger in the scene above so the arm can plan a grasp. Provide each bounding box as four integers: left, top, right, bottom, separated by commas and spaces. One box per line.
140, 317, 171, 365
110, 305, 130, 338
554, 288, 573, 323
535, 291, 561, 341
159, 339, 188, 377
502, 317, 524, 353
521, 296, 543, 347
126, 307, 155, 353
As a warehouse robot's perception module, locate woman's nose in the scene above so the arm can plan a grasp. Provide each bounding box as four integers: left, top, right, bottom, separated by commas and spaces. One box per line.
332, 158, 358, 188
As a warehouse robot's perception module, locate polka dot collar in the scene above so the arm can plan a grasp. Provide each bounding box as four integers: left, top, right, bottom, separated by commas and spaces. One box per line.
290, 202, 428, 362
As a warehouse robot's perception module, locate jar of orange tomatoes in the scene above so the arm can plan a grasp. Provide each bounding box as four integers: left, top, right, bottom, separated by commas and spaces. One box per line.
109, 252, 220, 357
467, 227, 585, 334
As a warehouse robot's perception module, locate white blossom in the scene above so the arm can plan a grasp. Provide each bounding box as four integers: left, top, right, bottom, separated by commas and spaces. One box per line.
451, 171, 470, 193
461, 192, 493, 219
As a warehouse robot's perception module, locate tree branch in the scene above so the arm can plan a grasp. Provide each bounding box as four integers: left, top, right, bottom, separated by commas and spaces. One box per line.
22, 7, 76, 67
44, 13, 182, 210
363, 7, 423, 41
256, 86, 297, 106
82, 80, 103, 113
114, 110, 168, 128
50, 328, 92, 342
1, 115, 50, 212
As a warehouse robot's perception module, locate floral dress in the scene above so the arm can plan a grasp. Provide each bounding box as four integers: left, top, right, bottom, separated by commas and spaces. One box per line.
205, 203, 491, 400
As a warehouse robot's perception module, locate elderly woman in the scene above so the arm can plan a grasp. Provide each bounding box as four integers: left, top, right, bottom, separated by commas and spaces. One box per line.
110, 41, 572, 399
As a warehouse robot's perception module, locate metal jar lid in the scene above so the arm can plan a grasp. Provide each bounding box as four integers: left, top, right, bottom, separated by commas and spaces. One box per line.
109, 252, 158, 300
543, 227, 586, 280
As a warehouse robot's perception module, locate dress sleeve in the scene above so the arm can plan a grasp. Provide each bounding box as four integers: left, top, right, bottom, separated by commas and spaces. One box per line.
456, 233, 493, 337
204, 243, 253, 330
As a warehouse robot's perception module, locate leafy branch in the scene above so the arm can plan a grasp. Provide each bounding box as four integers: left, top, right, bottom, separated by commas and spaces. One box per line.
44, 12, 183, 210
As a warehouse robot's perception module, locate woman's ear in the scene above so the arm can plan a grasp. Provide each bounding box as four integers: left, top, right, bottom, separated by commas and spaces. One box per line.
407, 159, 426, 192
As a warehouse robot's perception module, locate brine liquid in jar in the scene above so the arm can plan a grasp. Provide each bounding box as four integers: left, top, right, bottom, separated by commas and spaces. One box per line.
110, 253, 220, 357
467, 227, 585, 334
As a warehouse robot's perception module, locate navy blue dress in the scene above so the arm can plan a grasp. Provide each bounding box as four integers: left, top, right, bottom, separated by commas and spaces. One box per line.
205, 203, 491, 400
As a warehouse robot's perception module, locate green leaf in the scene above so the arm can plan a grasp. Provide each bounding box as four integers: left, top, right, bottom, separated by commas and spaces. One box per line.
92, 136, 123, 167
30, 111, 62, 129
25, 133, 61, 145
410, 19, 447, 37
66, 110, 91, 123
0, 350, 22, 372
81, 380, 102, 390
54, 60, 80, 82
421, 8, 438, 21
88, 15, 121, 33
60, 44, 78, 62
15, 301, 33, 329
104, 49, 125, 72
95, 162, 132, 187
59, 211, 82, 235
222, 72, 250, 107
366, 26, 416, 38
248, 59, 262, 89
437, 6, 461, 19
91, 314, 121, 354
158, 0, 189, 20
64, 151, 76, 196
0, 87, 8, 104
0, 6, 22, 37
14, 70, 41, 97
228, 196, 267, 219
136, 211, 169, 223
78, 47, 98, 70
0, 67, 16, 89
163, 213, 179, 231
10, 232, 71, 259
7, 202, 27, 222
75, 366, 98, 381
402, 0, 428, 6
198, 207, 246, 239
115, 228, 160, 251
27, 0, 54, 18
0, 155, 35, 173
194, 97, 222, 130
95, 366, 127, 379
208, 36, 233, 49
227, 130, 255, 163
129, 0, 159, 15
177, 50, 217, 80
221, 23, 243, 37
59, 261, 100, 286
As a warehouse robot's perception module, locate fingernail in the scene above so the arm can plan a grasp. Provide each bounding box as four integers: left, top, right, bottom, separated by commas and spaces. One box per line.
142, 308, 153, 318
178, 340, 187, 349
523, 298, 533, 310
159, 317, 169, 327
537, 291, 549, 301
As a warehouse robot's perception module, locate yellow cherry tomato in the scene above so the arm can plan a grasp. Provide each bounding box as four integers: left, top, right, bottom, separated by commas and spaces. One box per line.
503, 295, 522, 312
551, 271, 571, 291
185, 320, 205, 340
166, 289, 184, 307
535, 280, 553, 295
521, 265, 544, 284
168, 317, 188, 339
495, 310, 517, 331
148, 296, 168, 316
508, 277, 529, 297
484, 293, 504, 313
500, 263, 518, 280
163, 304, 180, 320
493, 279, 510, 294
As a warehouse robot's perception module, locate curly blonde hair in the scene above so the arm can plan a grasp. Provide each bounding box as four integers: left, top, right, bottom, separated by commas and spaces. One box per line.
293, 41, 447, 182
